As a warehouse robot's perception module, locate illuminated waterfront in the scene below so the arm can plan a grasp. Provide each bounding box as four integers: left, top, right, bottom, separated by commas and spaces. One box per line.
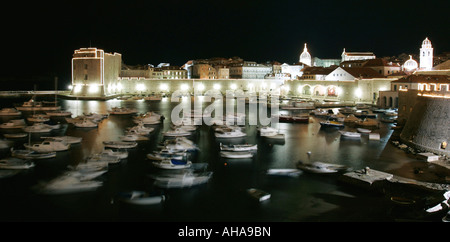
0, 97, 448, 222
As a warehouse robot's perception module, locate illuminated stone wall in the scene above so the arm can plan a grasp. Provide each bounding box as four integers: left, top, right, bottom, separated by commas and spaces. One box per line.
400, 95, 450, 156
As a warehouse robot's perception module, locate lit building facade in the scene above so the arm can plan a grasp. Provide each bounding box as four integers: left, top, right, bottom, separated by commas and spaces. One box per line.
71, 48, 122, 96
341, 48, 376, 62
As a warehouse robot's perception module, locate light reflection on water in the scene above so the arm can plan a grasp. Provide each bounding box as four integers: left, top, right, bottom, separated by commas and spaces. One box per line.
0, 97, 443, 222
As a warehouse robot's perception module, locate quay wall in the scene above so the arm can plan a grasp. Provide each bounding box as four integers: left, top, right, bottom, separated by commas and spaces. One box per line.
400, 95, 450, 156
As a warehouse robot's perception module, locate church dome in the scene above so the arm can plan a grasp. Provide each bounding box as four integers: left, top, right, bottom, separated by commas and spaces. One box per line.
403, 55, 418, 71
299, 43, 311, 66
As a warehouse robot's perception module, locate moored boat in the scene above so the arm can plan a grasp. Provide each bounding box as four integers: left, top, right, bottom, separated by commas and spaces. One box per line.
247, 188, 271, 202
219, 143, 257, 152
338, 130, 361, 138
0, 157, 35, 169
115, 190, 165, 205
103, 141, 138, 149
11, 149, 56, 159
220, 151, 254, 159
297, 160, 349, 174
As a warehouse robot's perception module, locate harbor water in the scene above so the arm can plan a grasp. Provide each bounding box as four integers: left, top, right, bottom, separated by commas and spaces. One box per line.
0, 96, 448, 222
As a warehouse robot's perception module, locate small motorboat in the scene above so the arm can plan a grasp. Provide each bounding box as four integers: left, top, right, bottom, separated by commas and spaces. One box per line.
116, 190, 165, 205
119, 134, 149, 141
320, 120, 344, 128
108, 107, 138, 115
4, 133, 28, 139
247, 188, 271, 202
215, 129, 247, 138
152, 159, 192, 169
0, 108, 21, 116
266, 168, 302, 177
11, 149, 56, 160
103, 141, 138, 149
0, 157, 35, 169
163, 128, 192, 137
297, 160, 349, 174
22, 123, 52, 133
41, 136, 82, 144
24, 140, 70, 153
150, 171, 213, 189
219, 143, 257, 152
338, 130, 361, 138
220, 151, 254, 159
73, 118, 98, 128
357, 128, 372, 134
101, 149, 128, 159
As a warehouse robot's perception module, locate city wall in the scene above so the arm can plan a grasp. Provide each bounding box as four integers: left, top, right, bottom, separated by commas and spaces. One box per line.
400, 95, 450, 156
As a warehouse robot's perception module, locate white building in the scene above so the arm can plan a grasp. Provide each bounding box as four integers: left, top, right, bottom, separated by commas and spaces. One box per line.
403, 55, 419, 71
420, 37, 433, 70
341, 48, 376, 62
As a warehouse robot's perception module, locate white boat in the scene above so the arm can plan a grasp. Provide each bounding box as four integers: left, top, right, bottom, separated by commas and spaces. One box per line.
101, 149, 128, 159
22, 123, 52, 133
215, 129, 247, 138
159, 137, 199, 152
119, 134, 149, 141
0, 119, 27, 129
116, 190, 165, 205
36, 175, 103, 194
163, 128, 192, 137
41, 136, 82, 144
16, 99, 61, 111
220, 151, 254, 159
11, 149, 56, 159
338, 130, 361, 138
103, 141, 138, 149
27, 114, 50, 123
0, 108, 21, 116
152, 159, 192, 169
4, 133, 28, 139
133, 112, 162, 125
144, 95, 162, 101
266, 168, 302, 177
320, 120, 345, 128
24, 140, 71, 153
108, 107, 138, 115
247, 188, 271, 202
127, 124, 154, 135
69, 160, 109, 173
357, 128, 372, 134
87, 153, 121, 164
0, 157, 35, 169
147, 152, 185, 161
150, 171, 213, 189
219, 143, 257, 152
257, 126, 279, 137
73, 118, 98, 128
45, 110, 72, 117
297, 161, 349, 174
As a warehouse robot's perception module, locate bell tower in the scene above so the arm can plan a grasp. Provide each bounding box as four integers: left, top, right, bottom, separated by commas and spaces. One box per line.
419, 37, 433, 70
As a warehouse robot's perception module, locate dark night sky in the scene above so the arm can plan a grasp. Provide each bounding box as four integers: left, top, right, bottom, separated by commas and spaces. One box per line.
1, 0, 449, 89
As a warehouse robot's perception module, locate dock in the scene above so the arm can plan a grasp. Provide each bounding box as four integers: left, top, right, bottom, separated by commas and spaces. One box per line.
340, 167, 450, 193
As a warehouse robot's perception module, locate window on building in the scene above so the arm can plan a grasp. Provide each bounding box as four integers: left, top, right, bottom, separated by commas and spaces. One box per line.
84, 74, 88, 80
85, 64, 88, 69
